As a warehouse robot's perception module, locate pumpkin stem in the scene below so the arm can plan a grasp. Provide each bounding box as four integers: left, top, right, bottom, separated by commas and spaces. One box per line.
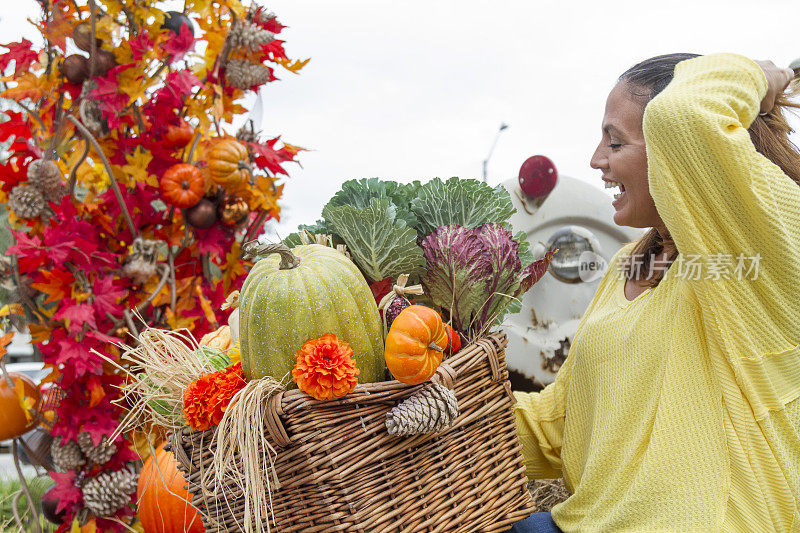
428, 342, 445, 353
242, 241, 300, 269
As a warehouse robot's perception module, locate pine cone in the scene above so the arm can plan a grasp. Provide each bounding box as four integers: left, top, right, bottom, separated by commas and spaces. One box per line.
27, 159, 66, 203
9, 184, 46, 219
386, 382, 459, 436
225, 59, 271, 90
51, 436, 86, 471
82, 464, 138, 517
227, 20, 274, 52
78, 432, 117, 467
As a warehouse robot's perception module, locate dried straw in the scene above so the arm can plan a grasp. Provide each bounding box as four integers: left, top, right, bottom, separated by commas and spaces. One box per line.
99, 327, 227, 439
205, 378, 285, 533
527, 478, 571, 512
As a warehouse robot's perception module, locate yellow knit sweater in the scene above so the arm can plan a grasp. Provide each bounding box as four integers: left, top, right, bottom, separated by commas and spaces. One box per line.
513, 53, 800, 532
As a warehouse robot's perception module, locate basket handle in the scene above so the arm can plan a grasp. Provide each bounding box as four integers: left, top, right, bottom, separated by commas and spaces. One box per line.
265, 391, 292, 447
431, 362, 457, 389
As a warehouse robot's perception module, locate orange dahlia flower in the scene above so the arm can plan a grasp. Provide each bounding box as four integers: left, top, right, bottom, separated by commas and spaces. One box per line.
292, 333, 360, 401
183, 363, 246, 431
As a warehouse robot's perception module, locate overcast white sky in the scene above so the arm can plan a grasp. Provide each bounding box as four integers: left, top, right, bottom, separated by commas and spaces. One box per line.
2, 1, 799, 237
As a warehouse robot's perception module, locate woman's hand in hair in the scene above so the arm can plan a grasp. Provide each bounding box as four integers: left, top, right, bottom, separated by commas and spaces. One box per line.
754, 60, 794, 114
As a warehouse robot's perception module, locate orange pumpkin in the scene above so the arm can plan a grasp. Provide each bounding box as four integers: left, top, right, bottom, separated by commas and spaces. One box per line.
163, 119, 194, 149
384, 305, 449, 385
444, 323, 461, 354
207, 139, 251, 189
137, 444, 205, 533
160, 164, 204, 208
0, 373, 40, 440
199, 325, 232, 351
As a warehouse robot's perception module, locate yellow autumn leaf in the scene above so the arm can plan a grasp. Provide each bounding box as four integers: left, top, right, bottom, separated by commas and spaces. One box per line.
222, 242, 246, 292
0, 304, 24, 317
0, 72, 44, 101
275, 56, 311, 74
0, 332, 14, 362
165, 306, 200, 331
13, 378, 36, 422
122, 147, 159, 188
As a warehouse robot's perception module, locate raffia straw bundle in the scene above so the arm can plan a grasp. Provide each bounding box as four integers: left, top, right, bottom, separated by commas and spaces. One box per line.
104, 327, 214, 435
99, 325, 287, 532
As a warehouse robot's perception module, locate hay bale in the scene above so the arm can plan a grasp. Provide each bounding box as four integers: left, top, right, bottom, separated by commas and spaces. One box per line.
527, 478, 570, 512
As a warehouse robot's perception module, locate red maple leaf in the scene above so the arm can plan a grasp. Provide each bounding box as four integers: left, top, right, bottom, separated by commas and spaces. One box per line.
54, 300, 97, 334
0, 111, 31, 143
164, 69, 201, 97
91, 276, 126, 317
128, 30, 153, 62
49, 470, 83, 515
88, 65, 133, 130
7, 230, 47, 273
0, 39, 38, 76
161, 23, 195, 61
194, 224, 232, 257
247, 136, 301, 175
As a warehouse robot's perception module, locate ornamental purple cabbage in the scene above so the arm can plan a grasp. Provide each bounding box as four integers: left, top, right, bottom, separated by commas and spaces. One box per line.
421, 222, 554, 336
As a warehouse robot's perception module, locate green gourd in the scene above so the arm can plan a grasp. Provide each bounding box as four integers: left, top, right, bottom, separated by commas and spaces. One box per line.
239, 243, 385, 384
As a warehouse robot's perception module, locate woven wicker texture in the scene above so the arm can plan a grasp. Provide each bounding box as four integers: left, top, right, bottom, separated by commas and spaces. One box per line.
170, 332, 534, 532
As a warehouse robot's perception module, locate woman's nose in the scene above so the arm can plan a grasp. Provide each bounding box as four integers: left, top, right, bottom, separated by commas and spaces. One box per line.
590, 144, 607, 170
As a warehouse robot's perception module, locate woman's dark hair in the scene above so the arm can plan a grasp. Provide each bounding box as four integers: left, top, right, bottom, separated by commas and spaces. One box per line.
616, 53, 800, 288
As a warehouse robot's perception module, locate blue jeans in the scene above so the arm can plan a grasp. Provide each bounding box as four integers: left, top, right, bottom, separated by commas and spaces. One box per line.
506, 512, 563, 533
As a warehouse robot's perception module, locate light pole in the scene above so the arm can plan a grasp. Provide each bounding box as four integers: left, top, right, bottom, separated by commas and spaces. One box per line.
482, 122, 509, 183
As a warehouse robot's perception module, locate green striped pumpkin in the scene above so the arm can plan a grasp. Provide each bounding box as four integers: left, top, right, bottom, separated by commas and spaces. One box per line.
239, 243, 385, 384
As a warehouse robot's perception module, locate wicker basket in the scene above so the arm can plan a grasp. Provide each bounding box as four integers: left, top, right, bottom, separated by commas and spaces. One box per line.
170, 331, 534, 532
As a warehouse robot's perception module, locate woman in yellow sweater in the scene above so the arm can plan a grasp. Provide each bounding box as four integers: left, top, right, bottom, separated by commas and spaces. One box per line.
510, 53, 800, 532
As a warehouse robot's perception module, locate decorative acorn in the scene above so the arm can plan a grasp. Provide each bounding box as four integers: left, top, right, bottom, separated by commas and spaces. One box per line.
184, 198, 217, 229
218, 195, 249, 226
94, 49, 117, 77
61, 54, 89, 85
162, 11, 195, 37
72, 22, 101, 52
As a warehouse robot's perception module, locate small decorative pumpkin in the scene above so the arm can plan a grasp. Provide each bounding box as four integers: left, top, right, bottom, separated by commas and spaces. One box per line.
0, 373, 41, 440
384, 305, 449, 385
160, 164, 204, 208
163, 119, 194, 149
239, 243, 385, 383
444, 323, 461, 354
137, 444, 205, 533
207, 139, 251, 189
199, 325, 232, 351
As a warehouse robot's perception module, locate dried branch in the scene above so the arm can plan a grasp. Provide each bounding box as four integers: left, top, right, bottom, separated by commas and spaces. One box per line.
67, 115, 139, 238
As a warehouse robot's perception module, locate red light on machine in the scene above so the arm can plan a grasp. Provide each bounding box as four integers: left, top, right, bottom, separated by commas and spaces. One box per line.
518, 155, 558, 199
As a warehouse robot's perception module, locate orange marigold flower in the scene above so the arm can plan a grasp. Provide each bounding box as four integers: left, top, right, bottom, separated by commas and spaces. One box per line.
292, 333, 360, 401
183, 363, 246, 431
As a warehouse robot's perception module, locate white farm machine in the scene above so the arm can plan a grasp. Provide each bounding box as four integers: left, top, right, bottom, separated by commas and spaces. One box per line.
500, 156, 644, 390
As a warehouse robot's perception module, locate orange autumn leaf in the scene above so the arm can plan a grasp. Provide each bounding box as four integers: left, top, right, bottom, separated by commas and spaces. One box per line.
31, 269, 73, 304
274, 56, 310, 74
0, 332, 14, 361
27, 323, 53, 344
1, 72, 45, 101
14, 377, 36, 422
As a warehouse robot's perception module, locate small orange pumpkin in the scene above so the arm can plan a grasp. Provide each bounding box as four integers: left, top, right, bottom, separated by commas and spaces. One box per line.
384, 305, 449, 385
444, 323, 461, 354
0, 373, 41, 441
163, 119, 194, 149
199, 325, 232, 351
207, 139, 251, 189
160, 164, 204, 208
137, 444, 205, 533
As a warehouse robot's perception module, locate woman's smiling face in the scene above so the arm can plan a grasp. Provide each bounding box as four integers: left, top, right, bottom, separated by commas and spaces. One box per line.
590, 82, 663, 231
